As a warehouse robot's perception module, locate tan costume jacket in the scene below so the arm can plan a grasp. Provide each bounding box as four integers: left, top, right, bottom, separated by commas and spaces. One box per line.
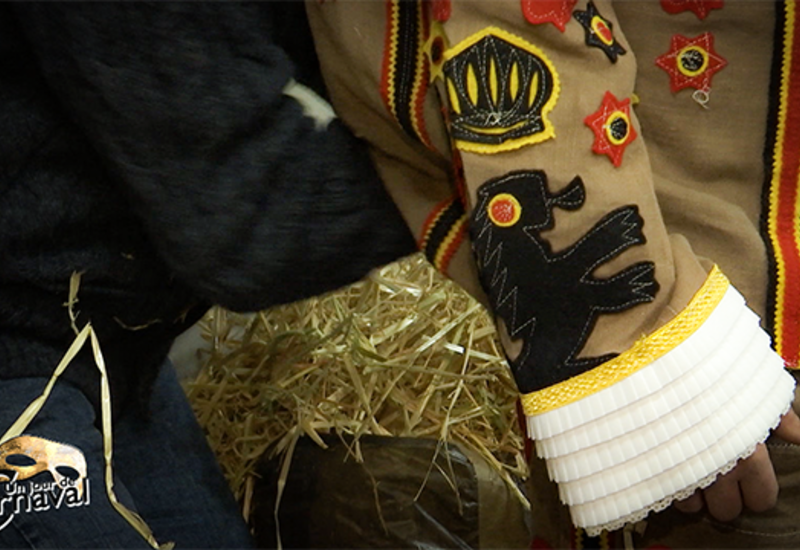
307, 0, 800, 539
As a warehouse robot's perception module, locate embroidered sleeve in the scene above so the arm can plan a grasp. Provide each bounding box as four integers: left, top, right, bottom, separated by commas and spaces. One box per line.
305, 0, 795, 534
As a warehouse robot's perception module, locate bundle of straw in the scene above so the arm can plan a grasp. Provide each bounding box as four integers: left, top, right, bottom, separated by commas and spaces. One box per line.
185, 253, 529, 520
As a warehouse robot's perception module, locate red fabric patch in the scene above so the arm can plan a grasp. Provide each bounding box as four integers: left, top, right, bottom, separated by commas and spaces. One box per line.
521, 0, 578, 32
432, 0, 451, 22
660, 0, 723, 19
489, 197, 518, 225
584, 91, 637, 167
655, 32, 727, 93
594, 19, 612, 43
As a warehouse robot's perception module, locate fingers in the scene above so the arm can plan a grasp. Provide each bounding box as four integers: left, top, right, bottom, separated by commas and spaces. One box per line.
739, 444, 779, 513
703, 467, 743, 522
674, 444, 779, 521
673, 490, 703, 514
774, 408, 800, 445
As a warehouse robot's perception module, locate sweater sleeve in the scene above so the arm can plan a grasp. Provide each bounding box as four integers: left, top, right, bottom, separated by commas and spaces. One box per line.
11, 2, 416, 312
305, 0, 795, 534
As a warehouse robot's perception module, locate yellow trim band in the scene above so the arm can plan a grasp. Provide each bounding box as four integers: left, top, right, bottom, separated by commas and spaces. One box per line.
768, 1, 798, 359
521, 266, 730, 416
433, 213, 468, 270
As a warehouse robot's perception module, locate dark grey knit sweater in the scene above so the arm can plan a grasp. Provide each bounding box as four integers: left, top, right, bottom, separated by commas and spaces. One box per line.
0, 3, 415, 412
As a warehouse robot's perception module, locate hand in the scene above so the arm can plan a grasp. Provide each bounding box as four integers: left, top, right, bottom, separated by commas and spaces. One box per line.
673, 408, 800, 521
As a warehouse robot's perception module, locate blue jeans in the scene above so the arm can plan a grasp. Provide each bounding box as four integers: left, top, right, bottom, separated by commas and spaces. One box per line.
0, 362, 254, 549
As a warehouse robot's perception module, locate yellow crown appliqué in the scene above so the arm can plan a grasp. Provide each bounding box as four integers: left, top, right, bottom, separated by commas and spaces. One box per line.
442, 27, 560, 154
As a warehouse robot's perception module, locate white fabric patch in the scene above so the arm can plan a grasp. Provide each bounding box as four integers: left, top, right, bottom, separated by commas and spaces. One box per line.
283, 79, 336, 130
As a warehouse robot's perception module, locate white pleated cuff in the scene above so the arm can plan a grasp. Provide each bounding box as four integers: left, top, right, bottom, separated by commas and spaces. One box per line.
522, 273, 795, 535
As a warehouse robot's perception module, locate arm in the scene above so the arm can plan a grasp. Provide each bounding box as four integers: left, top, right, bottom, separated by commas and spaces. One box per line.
11, 2, 415, 311
306, 0, 796, 534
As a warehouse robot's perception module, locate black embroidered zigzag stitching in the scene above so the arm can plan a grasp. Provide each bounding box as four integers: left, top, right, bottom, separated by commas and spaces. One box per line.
443, 35, 554, 145
470, 170, 658, 393
573, 1, 627, 63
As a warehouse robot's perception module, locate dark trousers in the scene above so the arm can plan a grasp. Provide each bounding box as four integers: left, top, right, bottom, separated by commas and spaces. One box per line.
0, 361, 254, 549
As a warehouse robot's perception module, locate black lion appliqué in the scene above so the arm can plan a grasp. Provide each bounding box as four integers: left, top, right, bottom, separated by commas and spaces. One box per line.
470, 170, 659, 393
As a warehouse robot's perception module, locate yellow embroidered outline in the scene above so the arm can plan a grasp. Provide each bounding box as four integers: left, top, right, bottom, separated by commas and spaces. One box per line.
604, 111, 631, 146
677, 45, 710, 77
442, 26, 561, 155
521, 266, 730, 416
425, 22, 449, 82
591, 16, 614, 47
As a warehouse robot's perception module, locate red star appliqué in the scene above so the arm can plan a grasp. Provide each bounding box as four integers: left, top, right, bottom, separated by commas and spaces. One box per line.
520, 0, 578, 32
584, 91, 637, 167
431, 0, 451, 22
660, 0, 723, 20
655, 33, 727, 93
